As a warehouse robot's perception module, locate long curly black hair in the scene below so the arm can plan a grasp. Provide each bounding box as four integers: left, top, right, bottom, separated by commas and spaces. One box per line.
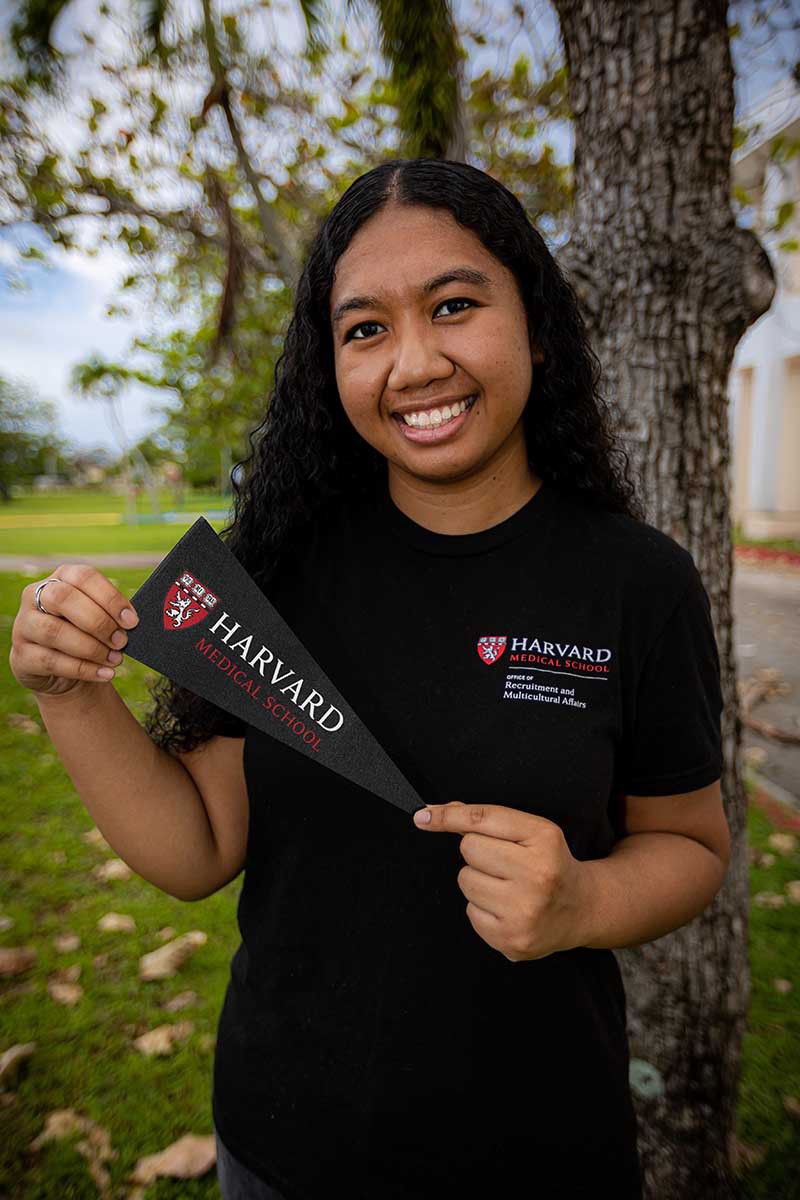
142, 156, 643, 755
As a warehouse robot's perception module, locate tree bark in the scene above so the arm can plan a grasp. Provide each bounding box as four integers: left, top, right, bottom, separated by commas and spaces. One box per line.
548, 2, 776, 1197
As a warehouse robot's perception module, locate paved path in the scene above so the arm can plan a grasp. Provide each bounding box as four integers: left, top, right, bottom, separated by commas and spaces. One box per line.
734, 559, 800, 807
3, 552, 797, 805
0, 552, 165, 572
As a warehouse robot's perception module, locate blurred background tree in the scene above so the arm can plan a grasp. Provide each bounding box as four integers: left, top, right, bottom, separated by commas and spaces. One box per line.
0, 374, 70, 500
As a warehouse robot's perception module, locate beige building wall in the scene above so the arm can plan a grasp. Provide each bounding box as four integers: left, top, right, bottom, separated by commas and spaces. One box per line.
731, 366, 753, 531
776, 356, 800, 515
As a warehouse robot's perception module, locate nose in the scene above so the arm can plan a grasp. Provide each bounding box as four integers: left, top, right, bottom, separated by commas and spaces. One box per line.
385, 319, 456, 395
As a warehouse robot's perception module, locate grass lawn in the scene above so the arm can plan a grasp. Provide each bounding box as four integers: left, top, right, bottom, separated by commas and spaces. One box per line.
3, 489, 233, 515
0, 523, 233, 557
0, 489, 235, 558
0, 568, 798, 1197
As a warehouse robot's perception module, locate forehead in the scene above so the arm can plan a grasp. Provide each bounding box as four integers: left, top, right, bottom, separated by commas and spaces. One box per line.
328, 208, 496, 324
329, 206, 498, 304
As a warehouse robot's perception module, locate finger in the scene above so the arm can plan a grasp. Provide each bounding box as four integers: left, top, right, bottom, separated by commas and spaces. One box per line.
25, 609, 127, 669
19, 638, 118, 683
28, 565, 138, 649
457, 863, 509, 915
413, 801, 555, 845
458, 831, 525, 880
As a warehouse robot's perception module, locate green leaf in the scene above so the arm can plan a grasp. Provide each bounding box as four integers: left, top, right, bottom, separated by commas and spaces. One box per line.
775, 200, 794, 232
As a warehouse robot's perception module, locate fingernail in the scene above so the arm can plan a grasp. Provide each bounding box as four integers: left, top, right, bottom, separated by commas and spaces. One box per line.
97, 666, 115, 680
111, 630, 127, 648
106, 650, 123, 665
120, 608, 137, 626
413, 808, 431, 826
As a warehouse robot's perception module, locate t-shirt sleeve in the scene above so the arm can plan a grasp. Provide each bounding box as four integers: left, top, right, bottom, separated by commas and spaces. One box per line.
615, 564, 723, 796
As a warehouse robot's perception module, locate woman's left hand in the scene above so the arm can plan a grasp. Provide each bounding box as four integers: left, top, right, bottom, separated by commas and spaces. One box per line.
412, 801, 588, 962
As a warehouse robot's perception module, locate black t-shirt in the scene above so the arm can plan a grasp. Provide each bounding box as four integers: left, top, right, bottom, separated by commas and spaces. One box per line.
211, 479, 723, 1200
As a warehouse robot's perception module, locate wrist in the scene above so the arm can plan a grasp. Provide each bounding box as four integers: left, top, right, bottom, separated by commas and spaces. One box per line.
33, 680, 105, 711
570, 858, 600, 951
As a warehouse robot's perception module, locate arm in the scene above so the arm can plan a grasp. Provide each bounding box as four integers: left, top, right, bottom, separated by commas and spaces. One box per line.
35, 681, 247, 902
575, 780, 730, 950
574, 830, 727, 951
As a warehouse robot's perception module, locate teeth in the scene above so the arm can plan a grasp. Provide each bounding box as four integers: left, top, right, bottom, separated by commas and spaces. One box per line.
402, 396, 473, 428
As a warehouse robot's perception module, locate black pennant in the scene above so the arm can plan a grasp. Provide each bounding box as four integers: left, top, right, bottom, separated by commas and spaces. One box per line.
122, 516, 425, 816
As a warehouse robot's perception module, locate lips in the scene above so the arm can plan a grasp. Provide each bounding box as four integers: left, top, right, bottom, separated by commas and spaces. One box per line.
391, 393, 477, 421
391, 394, 477, 427
391, 393, 478, 444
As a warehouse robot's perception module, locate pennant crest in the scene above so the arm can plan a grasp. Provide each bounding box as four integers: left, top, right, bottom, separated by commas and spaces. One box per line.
163, 570, 219, 632
477, 635, 506, 665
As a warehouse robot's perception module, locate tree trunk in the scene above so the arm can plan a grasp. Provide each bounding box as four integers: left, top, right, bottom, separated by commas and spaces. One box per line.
548, 2, 776, 1197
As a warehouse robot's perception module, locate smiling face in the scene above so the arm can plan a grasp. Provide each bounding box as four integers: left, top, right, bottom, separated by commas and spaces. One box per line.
329, 202, 543, 497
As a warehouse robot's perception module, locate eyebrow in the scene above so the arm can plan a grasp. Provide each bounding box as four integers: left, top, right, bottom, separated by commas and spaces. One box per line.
331, 266, 493, 329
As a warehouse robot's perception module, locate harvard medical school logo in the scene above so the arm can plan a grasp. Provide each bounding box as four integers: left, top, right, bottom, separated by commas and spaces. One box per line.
163, 570, 219, 631
477, 636, 507, 665
477, 631, 613, 673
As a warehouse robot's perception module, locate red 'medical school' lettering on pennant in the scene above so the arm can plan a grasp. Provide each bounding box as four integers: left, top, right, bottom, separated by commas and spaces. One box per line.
123, 517, 426, 817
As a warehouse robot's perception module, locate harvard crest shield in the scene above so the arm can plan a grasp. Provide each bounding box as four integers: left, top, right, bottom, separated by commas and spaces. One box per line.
163, 569, 219, 632
477, 635, 506, 665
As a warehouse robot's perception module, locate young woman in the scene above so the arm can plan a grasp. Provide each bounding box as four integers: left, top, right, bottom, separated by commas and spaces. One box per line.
12, 158, 727, 1200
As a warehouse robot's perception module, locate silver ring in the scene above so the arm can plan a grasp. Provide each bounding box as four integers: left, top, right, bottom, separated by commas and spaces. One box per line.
34, 578, 60, 616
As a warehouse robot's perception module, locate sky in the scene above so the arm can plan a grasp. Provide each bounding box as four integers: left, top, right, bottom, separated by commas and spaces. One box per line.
0, 0, 797, 456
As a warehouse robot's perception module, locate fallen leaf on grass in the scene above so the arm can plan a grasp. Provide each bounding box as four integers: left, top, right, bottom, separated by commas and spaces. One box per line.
54, 932, 81, 952
92, 859, 133, 883
0, 1042, 36, 1091
753, 891, 786, 908
98, 912, 136, 932
7, 713, 41, 734
81, 827, 111, 851
139, 932, 207, 981
133, 1020, 195, 1056
49, 849, 66, 864
47, 980, 84, 1005
47, 964, 83, 1005
128, 1132, 215, 1188
155, 926, 176, 941
786, 880, 800, 903
163, 989, 198, 1011
0, 947, 36, 977
784, 1095, 800, 1119
773, 978, 793, 994
93, 953, 109, 969
767, 832, 797, 856
30, 1108, 117, 1199
0, 915, 14, 932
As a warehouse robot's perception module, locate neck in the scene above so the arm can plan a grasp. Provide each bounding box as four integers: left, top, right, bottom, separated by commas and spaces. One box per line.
386, 441, 542, 537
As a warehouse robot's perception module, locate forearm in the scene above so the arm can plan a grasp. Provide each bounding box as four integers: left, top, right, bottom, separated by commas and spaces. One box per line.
34, 681, 222, 902
575, 832, 728, 951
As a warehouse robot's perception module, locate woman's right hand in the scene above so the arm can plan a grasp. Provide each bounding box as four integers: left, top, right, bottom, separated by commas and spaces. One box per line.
9, 565, 140, 698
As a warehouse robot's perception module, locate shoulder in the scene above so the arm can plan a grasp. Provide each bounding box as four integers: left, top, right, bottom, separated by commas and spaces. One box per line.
554, 489, 701, 609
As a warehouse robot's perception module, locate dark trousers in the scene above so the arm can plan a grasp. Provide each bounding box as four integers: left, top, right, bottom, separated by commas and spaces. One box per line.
214, 1121, 289, 1200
